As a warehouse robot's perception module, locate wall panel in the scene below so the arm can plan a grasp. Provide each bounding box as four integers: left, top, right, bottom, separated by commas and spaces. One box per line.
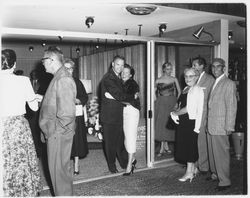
79, 44, 146, 118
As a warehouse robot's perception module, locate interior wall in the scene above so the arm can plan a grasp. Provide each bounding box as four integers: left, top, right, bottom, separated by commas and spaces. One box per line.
79, 44, 147, 118
1, 42, 82, 77
176, 45, 214, 89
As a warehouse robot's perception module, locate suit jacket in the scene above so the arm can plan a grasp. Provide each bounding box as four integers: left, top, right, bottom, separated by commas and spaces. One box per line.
39, 66, 77, 139
100, 68, 134, 125
197, 72, 215, 127
207, 75, 237, 135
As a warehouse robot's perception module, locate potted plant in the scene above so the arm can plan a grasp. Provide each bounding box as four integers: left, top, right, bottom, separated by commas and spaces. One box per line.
232, 122, 245, 160
86, 96, 103, 140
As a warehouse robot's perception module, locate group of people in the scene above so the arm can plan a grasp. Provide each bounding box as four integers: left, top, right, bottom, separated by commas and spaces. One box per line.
155, 57, 237, 191
0, 48, 141, 196
0, 46, 237, 196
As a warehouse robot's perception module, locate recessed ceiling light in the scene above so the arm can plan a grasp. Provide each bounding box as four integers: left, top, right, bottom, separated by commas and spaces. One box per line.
126, 5, 157, 15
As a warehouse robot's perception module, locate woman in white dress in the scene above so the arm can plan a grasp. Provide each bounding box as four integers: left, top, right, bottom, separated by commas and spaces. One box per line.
105, 64, 140, 176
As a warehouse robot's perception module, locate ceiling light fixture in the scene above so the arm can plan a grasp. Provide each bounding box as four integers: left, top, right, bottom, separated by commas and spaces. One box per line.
228, 30, 233, 40
237, 20, 246, 28
126, 5, 157, 15
159, 23, 167, 33
85, 17, 94, 28
96, 38, 100, 49
76, 47, 80, 54
29, 46, 34, 52
159, 23, 167, 37
125, 29, 129, 35
138, 24, 142, 36
58, 36, 63, 42
41, 41, 46, 47
193, 26, 215, 42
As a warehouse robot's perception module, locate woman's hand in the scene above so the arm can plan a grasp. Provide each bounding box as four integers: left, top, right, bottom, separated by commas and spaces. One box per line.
170, 111, 179, 124
75, 98, 81, 105
105, 92, 114, 99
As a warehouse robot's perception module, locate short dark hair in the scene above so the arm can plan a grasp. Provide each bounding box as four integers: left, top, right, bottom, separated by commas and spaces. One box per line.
112, 55, 125, 63
162, 62, 172, 71
124, 63, 135, 79
192, 57, 206, 67
1, 49, 17, 70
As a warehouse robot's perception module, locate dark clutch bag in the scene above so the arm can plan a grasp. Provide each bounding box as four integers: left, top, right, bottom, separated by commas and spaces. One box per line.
166, 115, 176, 130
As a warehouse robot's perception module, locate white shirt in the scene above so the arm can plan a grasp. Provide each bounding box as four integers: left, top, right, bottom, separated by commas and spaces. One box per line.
212, 74, 225, 91
0, 71, 38, 117
186, 85, 204, 133
197, 71, 205, 84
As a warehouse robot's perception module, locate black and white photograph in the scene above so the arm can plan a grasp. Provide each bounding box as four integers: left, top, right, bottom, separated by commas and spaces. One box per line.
0, 0, 247, 196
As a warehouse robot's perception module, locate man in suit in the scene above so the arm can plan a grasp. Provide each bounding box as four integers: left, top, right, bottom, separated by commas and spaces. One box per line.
192, 57, 215, 174
100, 55, 134, 173
39, 46, 76, 196
207, 58, 237, 191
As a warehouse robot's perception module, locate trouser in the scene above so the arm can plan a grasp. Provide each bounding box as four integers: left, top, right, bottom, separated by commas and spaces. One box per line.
47, 132, 74, 196
103, 123, 128, 171
207, 133, 231, 186
197, 126, 209, 171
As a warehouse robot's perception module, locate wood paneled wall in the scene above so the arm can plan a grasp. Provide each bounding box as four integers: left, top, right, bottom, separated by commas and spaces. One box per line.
79, 44, 147, 118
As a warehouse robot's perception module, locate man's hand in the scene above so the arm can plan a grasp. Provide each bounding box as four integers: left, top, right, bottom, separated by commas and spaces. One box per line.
170, 112, 179, 124
226, 130, 233, 135
134, 92, 139, 99
105, 92, 114, 99
75, 98, 81, 105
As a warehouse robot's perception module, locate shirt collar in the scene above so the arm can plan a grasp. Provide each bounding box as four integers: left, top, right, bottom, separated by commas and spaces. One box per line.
215, 73, 225, 83
197, 71, 205, 84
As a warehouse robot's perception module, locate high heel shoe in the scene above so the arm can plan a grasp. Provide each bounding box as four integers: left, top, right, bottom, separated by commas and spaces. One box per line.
157, 149, 172, 157
132, 159, 137, 167
123, 165, 135, 176
178, 173, 194, 182
73, 170, 80, 175
123, 160, 137, 176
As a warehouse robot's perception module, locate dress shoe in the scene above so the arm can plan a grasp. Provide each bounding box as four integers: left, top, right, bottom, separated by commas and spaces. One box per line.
110, 169, 118, 174
206, 174, 218, 181
215, 185, 231, 191
199, 170, 209, 175
73, 170, 80, 175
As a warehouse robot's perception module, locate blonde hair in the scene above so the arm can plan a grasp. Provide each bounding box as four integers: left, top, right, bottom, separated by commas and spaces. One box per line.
184, 67, 199, 76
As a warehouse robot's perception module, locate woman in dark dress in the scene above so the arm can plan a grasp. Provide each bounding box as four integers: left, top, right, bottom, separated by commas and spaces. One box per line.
64, 58, 89, 175
171, 68, 204, 182
155, 62, 181, 156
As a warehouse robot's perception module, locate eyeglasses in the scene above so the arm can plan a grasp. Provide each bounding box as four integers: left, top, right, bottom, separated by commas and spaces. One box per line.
184, 75, 197, 79
41, 57, 53, 63
211, 64, 224, 68
66, 67, 73, 71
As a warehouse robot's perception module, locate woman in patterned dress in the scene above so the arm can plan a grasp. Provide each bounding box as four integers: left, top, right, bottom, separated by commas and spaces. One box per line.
0, 49, 42, 196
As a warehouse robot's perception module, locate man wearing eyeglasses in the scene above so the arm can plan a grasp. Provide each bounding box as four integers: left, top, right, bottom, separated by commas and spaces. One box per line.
39, 46, 76, 196
192, 57, 215, 176
207, 58, 237, 191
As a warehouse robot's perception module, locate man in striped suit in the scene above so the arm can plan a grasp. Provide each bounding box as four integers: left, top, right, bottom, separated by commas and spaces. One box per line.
207, 58, 237, 191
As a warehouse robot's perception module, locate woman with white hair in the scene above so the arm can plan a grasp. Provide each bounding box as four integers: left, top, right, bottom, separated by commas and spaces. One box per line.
171, 67, 204, 182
